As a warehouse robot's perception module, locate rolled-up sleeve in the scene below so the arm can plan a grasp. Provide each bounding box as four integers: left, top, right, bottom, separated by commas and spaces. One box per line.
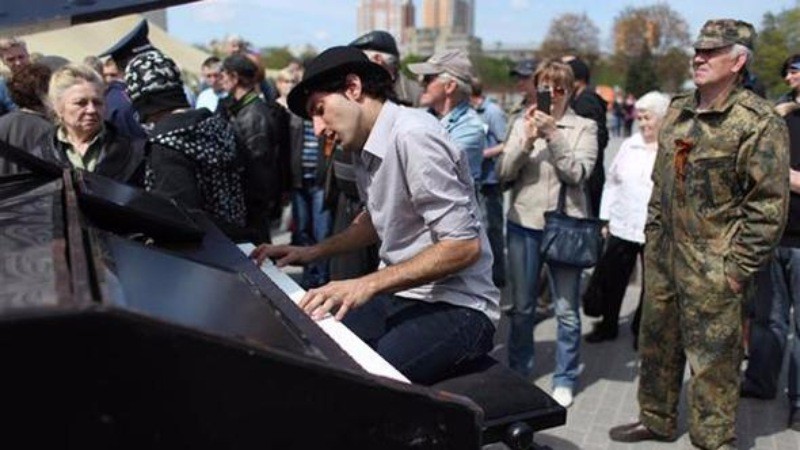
399, 129, 480, 241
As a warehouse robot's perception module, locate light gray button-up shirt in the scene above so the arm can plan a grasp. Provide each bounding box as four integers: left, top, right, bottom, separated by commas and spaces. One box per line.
354, 101, 500, 323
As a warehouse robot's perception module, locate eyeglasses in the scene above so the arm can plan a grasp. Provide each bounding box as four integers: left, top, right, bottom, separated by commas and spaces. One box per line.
421, 74, 448, 87
537, 84, 566, 96
694, 46, 732, 59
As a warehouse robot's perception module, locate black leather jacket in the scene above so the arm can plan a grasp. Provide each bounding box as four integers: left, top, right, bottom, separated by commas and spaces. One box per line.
226, 92, 290, 226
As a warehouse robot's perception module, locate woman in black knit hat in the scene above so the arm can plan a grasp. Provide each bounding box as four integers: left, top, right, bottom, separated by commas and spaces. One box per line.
125, 50, 248, 239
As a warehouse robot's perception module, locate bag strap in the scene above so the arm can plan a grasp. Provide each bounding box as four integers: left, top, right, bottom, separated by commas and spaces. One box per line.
555, 169, 593, 215
556, 182, 568, 213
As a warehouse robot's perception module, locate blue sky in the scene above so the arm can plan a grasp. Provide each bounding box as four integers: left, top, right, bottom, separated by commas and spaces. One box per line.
167, 0, 798, 52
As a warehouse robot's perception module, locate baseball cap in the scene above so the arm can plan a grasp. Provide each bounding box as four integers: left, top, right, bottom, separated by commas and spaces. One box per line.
407, 50, 474, 83
510, 59, 537, 78
693, 19, 755, 50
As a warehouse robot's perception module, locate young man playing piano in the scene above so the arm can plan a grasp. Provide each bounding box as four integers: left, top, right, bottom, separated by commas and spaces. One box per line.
251, 46, 500, 384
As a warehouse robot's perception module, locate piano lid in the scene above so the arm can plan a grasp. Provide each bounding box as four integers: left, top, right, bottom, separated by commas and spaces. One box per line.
94, 232, 323, 361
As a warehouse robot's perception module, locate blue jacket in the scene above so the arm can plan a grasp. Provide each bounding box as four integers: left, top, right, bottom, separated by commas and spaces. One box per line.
439, 101, 486, 185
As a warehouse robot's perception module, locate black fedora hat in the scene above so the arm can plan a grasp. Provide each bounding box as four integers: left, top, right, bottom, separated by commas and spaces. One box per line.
287, 46, 391, 119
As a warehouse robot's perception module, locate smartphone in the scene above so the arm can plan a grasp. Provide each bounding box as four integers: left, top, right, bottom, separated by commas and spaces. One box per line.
536, 89, 551, 114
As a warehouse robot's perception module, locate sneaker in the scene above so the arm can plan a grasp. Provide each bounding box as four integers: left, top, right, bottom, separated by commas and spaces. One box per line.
552, 386, 573, 408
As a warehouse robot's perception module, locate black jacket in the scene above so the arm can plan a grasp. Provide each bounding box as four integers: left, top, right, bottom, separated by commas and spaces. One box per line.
571, 87, 608, 217
782, 108, 800, 248
148, 108, 247, 238
226, 92, 290, 232
33, 121, 145, 186
0, 110, 52, 176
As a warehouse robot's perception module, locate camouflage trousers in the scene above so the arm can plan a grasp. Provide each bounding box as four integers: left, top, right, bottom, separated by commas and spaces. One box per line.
638, 238, 745, 450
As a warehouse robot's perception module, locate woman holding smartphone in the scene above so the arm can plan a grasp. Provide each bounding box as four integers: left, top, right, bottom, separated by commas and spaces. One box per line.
497, 59, 598, 408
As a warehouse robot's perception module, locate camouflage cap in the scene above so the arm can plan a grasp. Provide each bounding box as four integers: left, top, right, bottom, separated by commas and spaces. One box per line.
735, 21, 757, 51
693, 19, 755, 50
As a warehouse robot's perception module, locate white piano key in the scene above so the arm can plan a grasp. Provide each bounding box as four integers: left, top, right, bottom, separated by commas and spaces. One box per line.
237, 243, 409, 383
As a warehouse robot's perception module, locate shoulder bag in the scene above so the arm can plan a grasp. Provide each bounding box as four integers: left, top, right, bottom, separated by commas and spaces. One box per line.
541, 182, 604, 268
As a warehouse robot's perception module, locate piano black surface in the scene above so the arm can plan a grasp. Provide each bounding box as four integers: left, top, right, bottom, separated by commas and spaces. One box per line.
0, 171, 485, 449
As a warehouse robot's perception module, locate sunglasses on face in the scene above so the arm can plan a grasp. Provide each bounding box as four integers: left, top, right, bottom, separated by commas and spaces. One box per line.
420, 74, 440, 86
537, 84, 566, 96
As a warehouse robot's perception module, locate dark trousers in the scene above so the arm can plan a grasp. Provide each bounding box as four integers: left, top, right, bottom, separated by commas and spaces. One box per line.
743, 247, 800, 405
342, 295, 495, 385
478, 183, 506, 287
584, 235, 644, 331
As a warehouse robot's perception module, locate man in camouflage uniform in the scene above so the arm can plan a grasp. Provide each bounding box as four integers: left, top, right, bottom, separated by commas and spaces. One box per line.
609, 19, 789, 450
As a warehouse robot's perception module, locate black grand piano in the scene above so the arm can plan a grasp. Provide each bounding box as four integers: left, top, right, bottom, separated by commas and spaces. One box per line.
0, 3, 565, 448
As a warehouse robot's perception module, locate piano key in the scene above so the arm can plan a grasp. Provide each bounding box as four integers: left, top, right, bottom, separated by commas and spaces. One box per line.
237, 243, 409, 383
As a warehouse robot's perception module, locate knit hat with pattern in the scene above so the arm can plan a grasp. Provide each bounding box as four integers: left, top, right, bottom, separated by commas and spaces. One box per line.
125, 50, 189, 121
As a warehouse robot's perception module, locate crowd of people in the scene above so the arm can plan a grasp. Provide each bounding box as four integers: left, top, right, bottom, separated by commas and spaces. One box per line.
0, 15, 798, 450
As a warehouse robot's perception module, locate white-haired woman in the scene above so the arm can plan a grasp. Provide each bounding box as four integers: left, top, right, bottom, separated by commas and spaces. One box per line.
583, 91, 671, 346
34, 63, 144, 184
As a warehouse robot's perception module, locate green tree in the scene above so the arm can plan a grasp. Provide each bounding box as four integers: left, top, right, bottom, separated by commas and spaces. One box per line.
625, 47, 659, 97
752, 7, 800, 98
592, 57, 625, 89
472, 54, 515, 91
261, 47, 296, 69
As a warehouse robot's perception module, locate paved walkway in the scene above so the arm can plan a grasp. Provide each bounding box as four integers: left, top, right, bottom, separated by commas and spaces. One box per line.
490, 276, 800, 450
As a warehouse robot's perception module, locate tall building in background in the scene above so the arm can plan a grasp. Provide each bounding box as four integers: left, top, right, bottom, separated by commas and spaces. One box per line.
357, 0, 415, 47
421, 0, 473, 35
357, 0, 479, 56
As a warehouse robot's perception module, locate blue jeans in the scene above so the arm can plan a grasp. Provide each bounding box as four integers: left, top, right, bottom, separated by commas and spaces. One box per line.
479, 183, 506, 287
506, 221, 582, 389
291, 183, 331, 288
342, 294, 496, 385
744, 247, 800, 407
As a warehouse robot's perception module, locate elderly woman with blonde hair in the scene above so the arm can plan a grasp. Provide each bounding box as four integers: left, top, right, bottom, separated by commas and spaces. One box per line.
33, 63, 144, 184
582, 91, 671, 347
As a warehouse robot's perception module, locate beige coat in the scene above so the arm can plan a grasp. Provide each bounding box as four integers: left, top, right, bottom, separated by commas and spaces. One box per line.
497, 109, 598, 230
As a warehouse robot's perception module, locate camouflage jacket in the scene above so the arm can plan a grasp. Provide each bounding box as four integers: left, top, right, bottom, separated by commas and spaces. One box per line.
646, 87, 790, 284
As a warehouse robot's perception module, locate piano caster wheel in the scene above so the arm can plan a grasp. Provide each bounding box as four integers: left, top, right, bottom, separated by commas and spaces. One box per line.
503, 421, 534, 450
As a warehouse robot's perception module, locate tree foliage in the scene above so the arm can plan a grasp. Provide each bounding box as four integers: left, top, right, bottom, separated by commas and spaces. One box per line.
613, 3, 690, 57
261, 47, 297, 70
752, 7, 800, 98
625, 47, 659, 97
611, 3, 691, 93
538, 13, 600, 66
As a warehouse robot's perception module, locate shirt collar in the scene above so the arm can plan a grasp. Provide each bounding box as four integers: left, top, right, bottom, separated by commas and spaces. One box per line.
56, 125, 106, 147
362, 100, 399, 160
686, 86, 744, 115
440, 100, 471, 127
